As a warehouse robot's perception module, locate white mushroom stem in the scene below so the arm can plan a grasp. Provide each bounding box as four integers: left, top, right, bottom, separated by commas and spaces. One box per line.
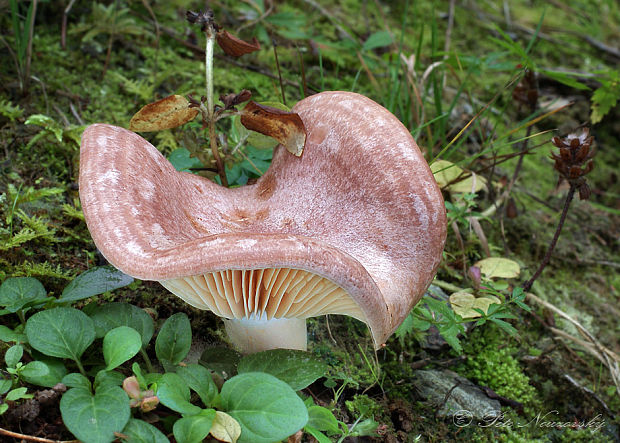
223, 316, 307, 353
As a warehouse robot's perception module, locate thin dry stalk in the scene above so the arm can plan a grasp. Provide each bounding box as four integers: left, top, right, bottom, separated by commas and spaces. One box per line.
527, 293, 620, 397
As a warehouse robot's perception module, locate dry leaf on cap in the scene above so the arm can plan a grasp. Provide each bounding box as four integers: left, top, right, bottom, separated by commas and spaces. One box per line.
129, 95, 199, 132
240, 101, 307, 156
474, 257, 520, 279
431, 159, 487, 193
450, 291, 501, 318
210, 411, 241, 443
216, 29, 260, 57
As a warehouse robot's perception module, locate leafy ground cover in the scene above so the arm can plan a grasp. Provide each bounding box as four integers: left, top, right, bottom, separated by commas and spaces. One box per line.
0, 0, 619, 442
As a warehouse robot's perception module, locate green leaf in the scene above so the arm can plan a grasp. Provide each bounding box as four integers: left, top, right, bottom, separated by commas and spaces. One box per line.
60, 386, 130, 443
90, 302, 154, 348
490, 318, 518, 335
6, 387, 31, 401
437, 322, 464, 353
173, 410, 217, 443
155, 313, 191, 366
20, 361, 51, 382
0, 277, 47, 313
0, 379, 11, 395
349, 418, 379, 437
168, 148, 204, 172
94, 370, 125, 391
122, 419, 169, 443
0, 325, 26, 343
307, 405, 340, 433
362, 30, 393, 51
103, 326, 142, 370
304, 426, 332, 443
25, 308, 95, 360
199, 346, 241, 377
220, 372, 308, 443
238, 349, 327, 391
60, 266, 133, 303
62, 372, 92, 391
176, 364, 218, 407
157, 372, 202, 416
5, 344, 23, 367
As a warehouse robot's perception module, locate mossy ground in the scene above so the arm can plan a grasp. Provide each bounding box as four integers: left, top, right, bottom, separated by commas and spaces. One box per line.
1, 0, 619, 441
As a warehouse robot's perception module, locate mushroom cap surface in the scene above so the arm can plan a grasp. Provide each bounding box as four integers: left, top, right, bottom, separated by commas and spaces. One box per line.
79, 91, 446, 347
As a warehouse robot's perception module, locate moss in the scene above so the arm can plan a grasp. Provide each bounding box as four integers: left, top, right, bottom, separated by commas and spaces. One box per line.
459, 327, 541, 415
345, 394, 384, 420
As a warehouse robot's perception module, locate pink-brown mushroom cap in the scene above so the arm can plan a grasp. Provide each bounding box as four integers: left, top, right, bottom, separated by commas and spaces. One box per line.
79, 91, 446, 348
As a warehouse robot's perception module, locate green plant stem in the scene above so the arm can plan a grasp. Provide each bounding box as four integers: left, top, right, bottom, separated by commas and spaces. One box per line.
204, 26, 228, 187
23, 0, 37, 90
17, 310, 26, 326
74, 358, 87, 378
522, 185, 576, 292
140, 348, 154, 373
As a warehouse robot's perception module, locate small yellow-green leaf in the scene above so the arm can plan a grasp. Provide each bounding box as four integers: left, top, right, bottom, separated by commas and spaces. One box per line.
472, 296, 501, 314
449, 291, 475, 318
129, 95, 199, 132
431, 160, 487, 193
210, 411, 241, 443
475, 257, 520, 279
450, 292, 501, 318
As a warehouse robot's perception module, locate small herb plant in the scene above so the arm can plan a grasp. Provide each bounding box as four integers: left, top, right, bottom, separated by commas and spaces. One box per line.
0, 268, 378, 442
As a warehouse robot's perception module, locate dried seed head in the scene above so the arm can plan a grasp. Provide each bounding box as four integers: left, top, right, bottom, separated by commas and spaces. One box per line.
550, 128, 595, 200
186, 10, 216, 32
513, 69, 538, 112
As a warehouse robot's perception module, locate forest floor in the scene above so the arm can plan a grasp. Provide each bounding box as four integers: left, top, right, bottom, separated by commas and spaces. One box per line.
0, 0, 619, 442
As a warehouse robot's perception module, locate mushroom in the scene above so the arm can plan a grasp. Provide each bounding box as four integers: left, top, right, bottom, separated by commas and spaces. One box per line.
79, 91, 446, 353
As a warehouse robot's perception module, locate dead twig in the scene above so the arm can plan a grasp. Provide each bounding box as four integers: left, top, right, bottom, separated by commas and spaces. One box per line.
526, 293, 620, 398
0, 427, 78, 443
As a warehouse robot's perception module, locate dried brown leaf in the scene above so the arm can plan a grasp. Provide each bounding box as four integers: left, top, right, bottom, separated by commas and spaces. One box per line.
240, 101, 307, 156
216, 29, 260, 57
129, 95, 199, 132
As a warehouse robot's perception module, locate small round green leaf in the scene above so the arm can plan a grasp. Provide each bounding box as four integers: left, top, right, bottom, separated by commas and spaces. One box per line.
307, 405, 340, 433
0, 277, 46, 313
60, 386, 130, 443
157, 372, 202, 416
62, 373, 92, 391
238, 349, 327, 391
5, 344, 23, 368
168, 148, 204, 172
94, 369, 125, 391
103, 326, 142, 370
220, 372, 308, 443
20, 361, 50, 382
176, 364, 218, 407
0, 379, 11, 395
0, 325, 26, 343
25, 308, 95, 360
90, 302, 154, 347
199, 347, 241, 377
173, 410, 216, 443
60, 266, 133, 303
122, 418, 168, 443
6, 387, 30, 401
155, 313, 191, 366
